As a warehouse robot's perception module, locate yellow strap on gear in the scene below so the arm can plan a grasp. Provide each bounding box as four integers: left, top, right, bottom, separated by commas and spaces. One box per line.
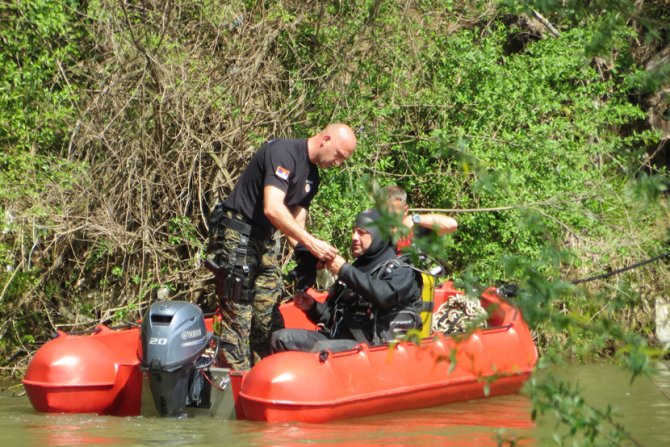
419, 272, 436, 338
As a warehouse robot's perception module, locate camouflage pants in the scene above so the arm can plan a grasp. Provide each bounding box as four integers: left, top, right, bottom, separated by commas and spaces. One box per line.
208, 210, 284, 371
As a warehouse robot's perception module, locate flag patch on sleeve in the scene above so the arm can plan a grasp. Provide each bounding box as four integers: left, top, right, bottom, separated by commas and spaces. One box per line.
275, 166, 290, 180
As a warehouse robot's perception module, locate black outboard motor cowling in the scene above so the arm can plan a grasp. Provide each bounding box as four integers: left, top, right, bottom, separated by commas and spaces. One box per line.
139, 301, 213, 417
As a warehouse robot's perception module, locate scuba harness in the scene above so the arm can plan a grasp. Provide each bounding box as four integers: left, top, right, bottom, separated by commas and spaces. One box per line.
327, 257, 425, 345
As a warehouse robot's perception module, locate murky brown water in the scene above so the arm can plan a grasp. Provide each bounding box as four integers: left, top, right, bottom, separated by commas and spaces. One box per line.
1, 362, 669, 446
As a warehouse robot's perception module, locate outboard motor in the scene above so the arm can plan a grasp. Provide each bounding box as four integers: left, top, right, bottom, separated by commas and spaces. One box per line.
139, 301, 213, 417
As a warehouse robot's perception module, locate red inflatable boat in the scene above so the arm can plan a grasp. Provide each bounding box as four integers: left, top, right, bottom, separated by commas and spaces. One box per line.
22, 282, 538, 422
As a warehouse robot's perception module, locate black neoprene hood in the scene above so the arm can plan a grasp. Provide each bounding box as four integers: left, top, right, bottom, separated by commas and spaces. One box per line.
353, 208, 387, 258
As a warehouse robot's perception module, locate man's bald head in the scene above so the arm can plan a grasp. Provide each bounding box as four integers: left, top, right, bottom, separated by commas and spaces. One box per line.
308, 123, 357, 169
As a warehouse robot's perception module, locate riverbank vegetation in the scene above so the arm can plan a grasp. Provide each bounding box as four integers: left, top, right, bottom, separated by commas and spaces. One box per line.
1, 0, 669, 443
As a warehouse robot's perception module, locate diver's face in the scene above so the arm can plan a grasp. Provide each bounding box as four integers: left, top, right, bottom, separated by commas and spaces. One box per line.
351, 227, 372, 257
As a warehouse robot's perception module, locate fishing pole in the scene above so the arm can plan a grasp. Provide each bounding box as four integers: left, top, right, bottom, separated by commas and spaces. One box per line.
571, 250, 670, 285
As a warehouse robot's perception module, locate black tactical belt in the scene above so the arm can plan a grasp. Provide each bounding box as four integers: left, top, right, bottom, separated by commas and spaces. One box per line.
222, 212, 269, 241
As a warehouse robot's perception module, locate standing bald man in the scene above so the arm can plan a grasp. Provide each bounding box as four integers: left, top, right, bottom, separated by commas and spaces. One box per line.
207, 123, 357, 370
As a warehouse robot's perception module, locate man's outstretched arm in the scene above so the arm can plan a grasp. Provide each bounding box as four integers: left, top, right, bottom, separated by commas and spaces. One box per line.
263, 185, 337, 261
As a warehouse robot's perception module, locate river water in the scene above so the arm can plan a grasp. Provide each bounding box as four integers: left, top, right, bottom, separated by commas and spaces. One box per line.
1, 362, 669, 447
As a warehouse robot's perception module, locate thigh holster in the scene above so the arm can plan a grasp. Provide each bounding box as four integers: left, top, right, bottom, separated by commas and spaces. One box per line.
218, 216, 262, 305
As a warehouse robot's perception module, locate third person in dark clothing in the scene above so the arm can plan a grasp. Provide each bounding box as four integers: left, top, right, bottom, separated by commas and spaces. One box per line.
271, 208, 423, 353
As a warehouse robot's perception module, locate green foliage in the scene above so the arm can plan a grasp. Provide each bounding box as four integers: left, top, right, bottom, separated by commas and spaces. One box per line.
629, 173, 668, 203
1, 1, 669, 443
501, 1, 670, 91
308, 14, 662, 284
168, 216, 201, 247
0, 0, 83, 152
0, 153, 86, 205
528, 373, 634, 445
284, 5, 669, 443
0, 269, 36, 304
0, 0, 88, 311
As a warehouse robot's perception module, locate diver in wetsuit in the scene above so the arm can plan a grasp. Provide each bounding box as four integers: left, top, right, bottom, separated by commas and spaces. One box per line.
271, 208, 422, 353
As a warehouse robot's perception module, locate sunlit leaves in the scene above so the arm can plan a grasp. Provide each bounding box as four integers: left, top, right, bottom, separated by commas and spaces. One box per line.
628, 173, 668, 204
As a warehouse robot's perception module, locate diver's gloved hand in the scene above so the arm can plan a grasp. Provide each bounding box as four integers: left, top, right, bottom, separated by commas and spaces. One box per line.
287, 243, 318, 292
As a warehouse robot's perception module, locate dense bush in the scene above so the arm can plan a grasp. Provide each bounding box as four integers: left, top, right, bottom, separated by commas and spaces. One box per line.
309, 7, 664, 281
0, 0, 88, 353
1, 1, 669, 441
0, 0, 667, 353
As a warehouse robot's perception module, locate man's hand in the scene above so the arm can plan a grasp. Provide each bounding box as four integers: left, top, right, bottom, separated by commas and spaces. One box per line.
263, 186, 339, 261
326, 254, 346, 276
402, 213, 414, 228
288, 243, 318, 292
293, 292, 315, 311
307, 237, 338, 262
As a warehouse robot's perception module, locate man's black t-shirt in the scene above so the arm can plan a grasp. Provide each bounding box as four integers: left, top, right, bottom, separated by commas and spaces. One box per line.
223, 139, 319, 237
